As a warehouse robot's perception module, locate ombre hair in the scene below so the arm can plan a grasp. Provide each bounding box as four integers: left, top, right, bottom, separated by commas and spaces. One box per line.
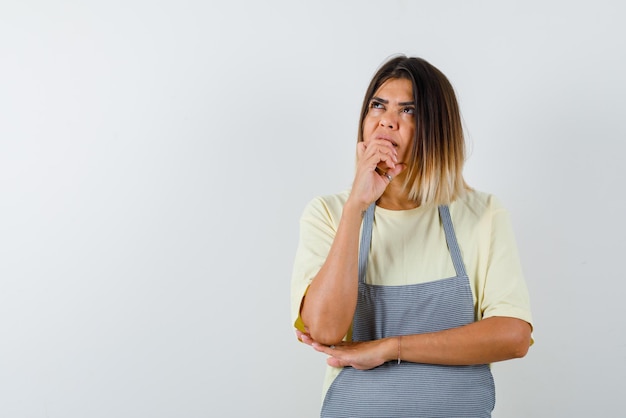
358, 55, 470, 206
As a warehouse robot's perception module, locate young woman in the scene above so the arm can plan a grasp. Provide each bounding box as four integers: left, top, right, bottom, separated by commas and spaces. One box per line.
291, 55, 533, 417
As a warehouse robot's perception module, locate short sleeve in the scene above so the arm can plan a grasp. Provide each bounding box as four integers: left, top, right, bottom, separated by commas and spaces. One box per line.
480, 197, 533, 329
290, 196, 341, 331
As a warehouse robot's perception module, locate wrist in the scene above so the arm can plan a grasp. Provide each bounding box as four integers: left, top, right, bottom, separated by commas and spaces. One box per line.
343, 198, 370, 219
382, 336, 401, 363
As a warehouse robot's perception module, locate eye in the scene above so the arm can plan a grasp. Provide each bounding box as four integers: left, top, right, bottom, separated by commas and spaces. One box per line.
402, 106, 415, 115
370, 100, 385, 110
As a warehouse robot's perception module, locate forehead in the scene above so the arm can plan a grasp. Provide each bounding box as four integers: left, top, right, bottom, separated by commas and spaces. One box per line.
373, 78, 414, 99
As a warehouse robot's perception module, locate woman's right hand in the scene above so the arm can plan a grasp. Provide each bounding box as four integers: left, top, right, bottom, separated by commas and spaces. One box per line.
348, 139, 405, 211
296, 329, 395, 371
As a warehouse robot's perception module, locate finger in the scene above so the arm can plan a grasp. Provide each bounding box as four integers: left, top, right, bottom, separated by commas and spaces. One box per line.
361, 142, 397, 165
297, 331, 314, 346
311, 342, 328, 353
377, 154, 396, 170
374, 166, 397, 184
386, 163, 406, 178
374, 166, 391, 182
312, 342, 340, 355
327, 356, 348, 368
363, 142, 397, 159
367, 151, 398, 171
356, 142, 367, 160
366, 138, 398, 151
364, 140, 398, 158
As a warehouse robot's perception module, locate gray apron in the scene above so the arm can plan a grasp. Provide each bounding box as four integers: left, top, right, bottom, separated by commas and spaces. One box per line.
321, 204, 495, 417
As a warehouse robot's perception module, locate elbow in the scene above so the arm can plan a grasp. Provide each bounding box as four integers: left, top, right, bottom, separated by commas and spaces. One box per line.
301, 307, 350, 346
509, 337, 530, 359
506, 320, 532, 359
307, 324, 347, 346
302, 314, 348, 346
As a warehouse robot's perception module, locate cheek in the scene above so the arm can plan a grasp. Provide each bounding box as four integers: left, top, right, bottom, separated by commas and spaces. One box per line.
402, 126, 416, 143
399, 130, 414, 161
361, 118, 377, 142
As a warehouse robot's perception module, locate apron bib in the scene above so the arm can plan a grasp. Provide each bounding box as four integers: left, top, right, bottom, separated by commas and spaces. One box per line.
321, 204, 495, 418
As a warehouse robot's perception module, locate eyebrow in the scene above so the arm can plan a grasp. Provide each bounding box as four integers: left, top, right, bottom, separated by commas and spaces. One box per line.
371, 96, 415, 106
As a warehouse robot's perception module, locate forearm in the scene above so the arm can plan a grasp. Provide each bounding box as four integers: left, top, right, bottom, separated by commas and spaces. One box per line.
300, 200, 366, 345
385, 317, 532, 365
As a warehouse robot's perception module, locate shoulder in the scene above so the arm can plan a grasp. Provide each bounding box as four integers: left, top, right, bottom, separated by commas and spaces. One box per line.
301, 190, 350, 224
448, 189, 513, 236
451, 189, 508, 218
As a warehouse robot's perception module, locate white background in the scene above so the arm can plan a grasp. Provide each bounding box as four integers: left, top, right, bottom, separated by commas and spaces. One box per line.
1, 1, 625, 417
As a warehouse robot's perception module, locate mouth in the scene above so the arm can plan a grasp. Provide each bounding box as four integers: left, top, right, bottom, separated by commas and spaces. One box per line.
376, 135, 398, 147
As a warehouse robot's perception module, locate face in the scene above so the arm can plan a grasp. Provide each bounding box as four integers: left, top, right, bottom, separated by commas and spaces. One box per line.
362, 77, 416, 164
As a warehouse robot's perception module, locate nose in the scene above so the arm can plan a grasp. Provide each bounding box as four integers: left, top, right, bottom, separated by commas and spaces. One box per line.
379, 115, 398, 130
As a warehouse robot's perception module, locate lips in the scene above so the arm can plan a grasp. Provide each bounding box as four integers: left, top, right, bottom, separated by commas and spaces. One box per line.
376, 136, 398, 147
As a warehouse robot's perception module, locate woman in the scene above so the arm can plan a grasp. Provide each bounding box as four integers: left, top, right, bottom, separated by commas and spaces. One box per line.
291, 55, 533, 417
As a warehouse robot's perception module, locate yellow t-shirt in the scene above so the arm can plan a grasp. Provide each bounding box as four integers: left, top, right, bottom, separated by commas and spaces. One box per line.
290, 189, 533, 396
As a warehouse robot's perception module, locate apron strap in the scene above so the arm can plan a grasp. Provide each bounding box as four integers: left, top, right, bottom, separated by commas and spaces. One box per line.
358, 203, 376, 284
438, 205, 468, 278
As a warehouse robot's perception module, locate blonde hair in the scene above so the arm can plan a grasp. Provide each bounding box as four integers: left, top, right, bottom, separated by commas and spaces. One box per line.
358, 55, 470, 206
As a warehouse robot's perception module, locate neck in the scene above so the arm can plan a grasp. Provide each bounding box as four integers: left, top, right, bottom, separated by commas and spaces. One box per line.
376, 188, 419, 210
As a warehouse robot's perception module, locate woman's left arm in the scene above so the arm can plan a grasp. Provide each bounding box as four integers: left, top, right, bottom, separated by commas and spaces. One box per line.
298, 316, 531, 370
